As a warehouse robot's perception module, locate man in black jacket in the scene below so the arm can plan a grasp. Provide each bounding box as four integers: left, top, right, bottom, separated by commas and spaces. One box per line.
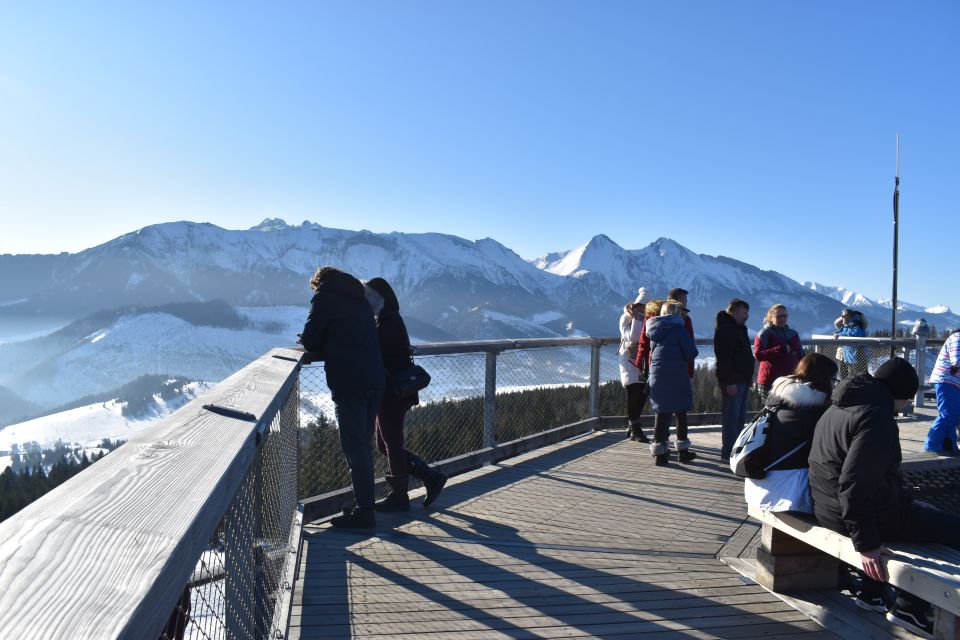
809, 357, 960, 636
299, 267, 385, 529
714, 299, 753, 461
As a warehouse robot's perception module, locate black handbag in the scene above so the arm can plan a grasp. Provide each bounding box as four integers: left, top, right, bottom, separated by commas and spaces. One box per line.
389, 364, 431, 398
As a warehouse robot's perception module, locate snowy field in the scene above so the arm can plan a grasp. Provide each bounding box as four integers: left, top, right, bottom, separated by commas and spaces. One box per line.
0, 381, 212, 461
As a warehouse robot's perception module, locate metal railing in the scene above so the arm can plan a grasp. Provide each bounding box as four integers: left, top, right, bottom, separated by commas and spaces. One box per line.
297, 334, 934, 520
0, 348, 302, 640
0, 334, 939, 639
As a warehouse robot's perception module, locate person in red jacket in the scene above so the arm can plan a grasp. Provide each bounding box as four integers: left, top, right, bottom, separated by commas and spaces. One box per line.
753, 304, 802, 401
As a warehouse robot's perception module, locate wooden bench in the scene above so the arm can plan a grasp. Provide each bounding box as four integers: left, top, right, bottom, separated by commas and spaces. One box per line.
749, 505, 960, 639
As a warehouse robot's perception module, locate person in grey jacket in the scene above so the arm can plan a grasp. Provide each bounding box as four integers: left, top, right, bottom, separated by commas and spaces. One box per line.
647, 301, 699, 466
299, 266, 385, 529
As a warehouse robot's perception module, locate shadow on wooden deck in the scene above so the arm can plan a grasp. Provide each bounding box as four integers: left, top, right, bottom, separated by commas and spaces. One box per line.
290, 408, 940, 639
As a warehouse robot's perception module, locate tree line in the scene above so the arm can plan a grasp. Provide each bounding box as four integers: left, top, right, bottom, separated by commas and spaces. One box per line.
1, 438, 125, 523
298, 364, 763, 498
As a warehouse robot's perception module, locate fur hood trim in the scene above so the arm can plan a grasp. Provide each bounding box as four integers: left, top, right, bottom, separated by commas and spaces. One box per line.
769, 376, 829, 409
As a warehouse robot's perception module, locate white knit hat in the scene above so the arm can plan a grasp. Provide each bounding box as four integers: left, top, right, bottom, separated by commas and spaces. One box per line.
633, 287, 648, 305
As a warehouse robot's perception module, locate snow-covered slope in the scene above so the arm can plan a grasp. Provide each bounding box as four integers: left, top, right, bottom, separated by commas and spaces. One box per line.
0, 381, 212, 451
1, 305, 304, 408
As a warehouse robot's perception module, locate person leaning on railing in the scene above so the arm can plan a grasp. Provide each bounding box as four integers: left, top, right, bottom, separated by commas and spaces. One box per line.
833, 308, 868, 379
923, 329, 960, 456
298, 266, 385, 530
363, 277, 447, 511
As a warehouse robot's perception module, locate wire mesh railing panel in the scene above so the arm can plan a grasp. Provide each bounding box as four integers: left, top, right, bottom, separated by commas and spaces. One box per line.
298, 353, 488, 498
810, 340, 913, 380
402, 352, 486, 463
297, 364, 352, 502
494, 346, 593, 441
161, 382, 300, 640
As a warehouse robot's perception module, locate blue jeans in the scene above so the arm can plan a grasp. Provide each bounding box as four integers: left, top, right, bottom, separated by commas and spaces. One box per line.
333, 387, 384, 510
924, 383, 960, 452
720, 383, 749, 459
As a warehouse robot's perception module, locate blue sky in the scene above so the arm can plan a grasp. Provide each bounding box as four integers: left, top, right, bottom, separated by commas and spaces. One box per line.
1, 2, 957, 311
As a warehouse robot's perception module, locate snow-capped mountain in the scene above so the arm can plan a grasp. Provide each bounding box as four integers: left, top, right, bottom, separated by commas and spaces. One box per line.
3, 219, 958, 417
800, 282, 958, 328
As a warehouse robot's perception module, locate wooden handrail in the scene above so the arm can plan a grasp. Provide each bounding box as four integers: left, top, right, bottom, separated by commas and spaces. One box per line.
0, 347, 302, 640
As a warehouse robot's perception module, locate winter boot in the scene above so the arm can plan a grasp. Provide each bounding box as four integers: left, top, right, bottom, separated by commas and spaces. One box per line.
330, 506, 375, 529
651, 441, 669, 466
375, 474, 410, 512
408, 453, 448, 508
629, 421, 650, 443
675, 439, 697, 463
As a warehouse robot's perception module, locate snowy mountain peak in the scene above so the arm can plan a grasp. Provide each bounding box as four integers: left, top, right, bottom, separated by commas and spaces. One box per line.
251, 218, 290, 231
649, 237, 694, 259
534, 234, 629, 277
926, 305, 952, 314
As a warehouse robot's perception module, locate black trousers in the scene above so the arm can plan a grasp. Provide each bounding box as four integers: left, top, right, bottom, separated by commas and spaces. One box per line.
626, 382, 649, 423
653, 411, 688, 443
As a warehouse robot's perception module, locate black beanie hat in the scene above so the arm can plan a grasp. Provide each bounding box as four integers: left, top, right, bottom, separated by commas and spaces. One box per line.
874, 357, 920, 399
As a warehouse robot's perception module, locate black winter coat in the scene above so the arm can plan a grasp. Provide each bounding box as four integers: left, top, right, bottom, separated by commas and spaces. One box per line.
807, 374, 909, 551
713, 311, 754, 385
365, 277, 418, 403
300, 271, 385, 395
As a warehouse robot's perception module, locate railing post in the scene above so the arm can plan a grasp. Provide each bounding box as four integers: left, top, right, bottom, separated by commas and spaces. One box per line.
589, 341, 601, 422
915, 334, 926, 408
484, 351, 497, 448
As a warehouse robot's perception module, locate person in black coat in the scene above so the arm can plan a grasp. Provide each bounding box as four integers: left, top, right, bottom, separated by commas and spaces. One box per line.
808, 357, 960, 635
714, 299, 754, 460
364, 277, 446, 511
299, 267, 385, 529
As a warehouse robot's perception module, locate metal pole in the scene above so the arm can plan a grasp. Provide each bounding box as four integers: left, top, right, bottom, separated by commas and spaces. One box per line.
589, 342, 601, 421
483, 351, 497, 449
891, 133, 900, 357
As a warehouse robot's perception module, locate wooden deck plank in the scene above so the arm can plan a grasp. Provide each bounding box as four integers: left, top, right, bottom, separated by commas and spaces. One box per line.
290, 412, 941, 639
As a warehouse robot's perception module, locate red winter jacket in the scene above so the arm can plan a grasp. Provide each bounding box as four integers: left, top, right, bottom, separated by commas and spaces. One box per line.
753, 324, 802, 386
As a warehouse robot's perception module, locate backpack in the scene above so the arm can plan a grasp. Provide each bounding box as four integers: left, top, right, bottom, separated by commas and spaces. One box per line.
729, 406, 806, 479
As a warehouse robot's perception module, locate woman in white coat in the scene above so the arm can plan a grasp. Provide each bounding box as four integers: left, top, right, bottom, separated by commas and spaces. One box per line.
618, 288, 649, 442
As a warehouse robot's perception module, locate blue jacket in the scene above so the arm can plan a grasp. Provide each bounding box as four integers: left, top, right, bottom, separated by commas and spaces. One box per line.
646, 315, 699, 413
836, 322, 866, 364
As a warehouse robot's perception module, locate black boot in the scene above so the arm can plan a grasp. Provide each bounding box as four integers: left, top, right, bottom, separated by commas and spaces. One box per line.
677, 449, 697, 463
408, 453, 447, 508
629, 422, 650, 443
330, 506, 375, 529
375, 475, 410, 512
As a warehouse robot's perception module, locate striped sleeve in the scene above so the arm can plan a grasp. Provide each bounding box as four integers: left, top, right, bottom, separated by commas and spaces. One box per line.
930, 333, 960, 387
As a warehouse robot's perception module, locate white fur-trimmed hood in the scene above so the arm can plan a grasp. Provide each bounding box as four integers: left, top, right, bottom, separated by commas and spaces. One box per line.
769, 376, 829, 408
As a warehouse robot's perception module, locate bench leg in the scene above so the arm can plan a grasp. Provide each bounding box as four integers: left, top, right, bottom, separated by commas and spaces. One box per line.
935, 607, 960, 640
754, 523, 838, 592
